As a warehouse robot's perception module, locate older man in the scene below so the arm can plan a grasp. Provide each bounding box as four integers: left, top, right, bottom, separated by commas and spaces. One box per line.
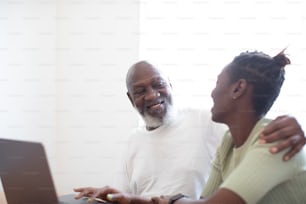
74, 61, 305, 201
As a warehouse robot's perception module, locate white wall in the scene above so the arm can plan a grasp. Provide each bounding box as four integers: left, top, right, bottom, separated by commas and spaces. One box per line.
54, 0, 140, 193
139, 0, 306, 127
0, 0, 139, 194
1, 0, 306, 196
0, 0, 58, 192
0, 0, 57, 147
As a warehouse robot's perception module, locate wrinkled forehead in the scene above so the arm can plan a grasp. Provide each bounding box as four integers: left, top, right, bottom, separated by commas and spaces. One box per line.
127, 62, 169, 87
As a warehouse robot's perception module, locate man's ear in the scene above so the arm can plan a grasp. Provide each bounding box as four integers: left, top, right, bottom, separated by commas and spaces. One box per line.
127, 92, 135, 106
232, 79, 248, 99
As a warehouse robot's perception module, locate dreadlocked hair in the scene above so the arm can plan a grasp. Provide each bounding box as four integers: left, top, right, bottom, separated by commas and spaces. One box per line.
228, 49, 290, 117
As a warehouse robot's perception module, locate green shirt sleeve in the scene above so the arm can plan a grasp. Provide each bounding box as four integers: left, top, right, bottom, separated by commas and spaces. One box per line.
201, 119, 306, 203
220, 140, 304, 203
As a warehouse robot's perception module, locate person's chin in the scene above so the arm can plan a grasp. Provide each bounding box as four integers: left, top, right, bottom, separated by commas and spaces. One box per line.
142, 114, 163, 129
211, 112, 224, 123
210, 109, 218, 122
146, 111, 166, 122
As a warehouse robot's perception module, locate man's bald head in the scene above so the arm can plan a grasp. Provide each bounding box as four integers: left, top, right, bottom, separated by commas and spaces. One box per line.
125, 60, 174, 130
126, 61, 169, 91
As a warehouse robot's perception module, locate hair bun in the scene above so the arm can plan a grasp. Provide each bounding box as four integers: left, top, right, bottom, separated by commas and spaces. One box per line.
273, 48, 291, 67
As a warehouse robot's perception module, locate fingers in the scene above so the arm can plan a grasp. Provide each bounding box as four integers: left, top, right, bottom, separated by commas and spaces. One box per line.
151, 196, 168, 204
260, 128, 289, 143
268, 134, 306, 161
259, 115, 306, 160
73, 186, 118, 200
107, 193, 154, 204
261, 115, 287, 137
281, 135, 306, 161
260, 115, 300, 142
96, 186, 121, 200
106, 193, 130, 204
106, 193, 118, 201
260, 115, 304, 145
73, 187, 96, 199
282, 142, 305, 161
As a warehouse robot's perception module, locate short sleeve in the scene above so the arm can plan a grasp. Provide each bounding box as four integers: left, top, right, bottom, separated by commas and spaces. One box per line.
220, 142, 304, 203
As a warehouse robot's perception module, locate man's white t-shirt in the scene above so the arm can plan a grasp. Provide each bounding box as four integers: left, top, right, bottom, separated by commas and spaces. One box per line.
118, 108, 226, 199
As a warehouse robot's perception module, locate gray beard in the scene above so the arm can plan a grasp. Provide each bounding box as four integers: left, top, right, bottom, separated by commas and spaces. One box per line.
141, 104, 176, 130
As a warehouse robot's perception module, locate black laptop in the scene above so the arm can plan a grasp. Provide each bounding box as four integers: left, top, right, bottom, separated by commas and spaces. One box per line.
0, 138, 104, 204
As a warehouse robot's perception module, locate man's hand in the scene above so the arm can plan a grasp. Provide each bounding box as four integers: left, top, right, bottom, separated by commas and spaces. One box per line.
106, 192, 152, 204
151, 195, 170, 204
74, 186, 153, 204
260, 115, 306, 161
74, 186, 120, 201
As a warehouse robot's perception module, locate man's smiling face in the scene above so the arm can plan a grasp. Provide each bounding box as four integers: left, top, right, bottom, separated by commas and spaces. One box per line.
127, 61, 173, 129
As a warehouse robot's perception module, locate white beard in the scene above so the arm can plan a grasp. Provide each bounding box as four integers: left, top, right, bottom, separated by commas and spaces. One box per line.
141, 104, 177, 130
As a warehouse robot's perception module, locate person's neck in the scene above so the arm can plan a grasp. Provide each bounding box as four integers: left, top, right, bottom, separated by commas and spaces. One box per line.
227, 112, 261, 148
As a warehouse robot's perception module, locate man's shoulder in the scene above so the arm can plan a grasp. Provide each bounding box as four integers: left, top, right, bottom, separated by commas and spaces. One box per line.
177, 106, 211, 117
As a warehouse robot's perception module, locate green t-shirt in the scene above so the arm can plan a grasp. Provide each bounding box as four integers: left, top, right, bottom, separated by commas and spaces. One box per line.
202, 118, 306, 203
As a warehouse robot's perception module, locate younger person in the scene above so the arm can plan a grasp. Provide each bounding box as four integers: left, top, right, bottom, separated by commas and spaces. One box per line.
153, 50, 306, 203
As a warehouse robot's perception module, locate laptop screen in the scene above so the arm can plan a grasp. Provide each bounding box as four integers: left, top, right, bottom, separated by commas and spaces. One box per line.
0, 138, 60, 204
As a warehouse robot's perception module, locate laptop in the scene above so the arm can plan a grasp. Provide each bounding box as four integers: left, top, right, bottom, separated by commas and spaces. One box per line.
0, 138, 105, 204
